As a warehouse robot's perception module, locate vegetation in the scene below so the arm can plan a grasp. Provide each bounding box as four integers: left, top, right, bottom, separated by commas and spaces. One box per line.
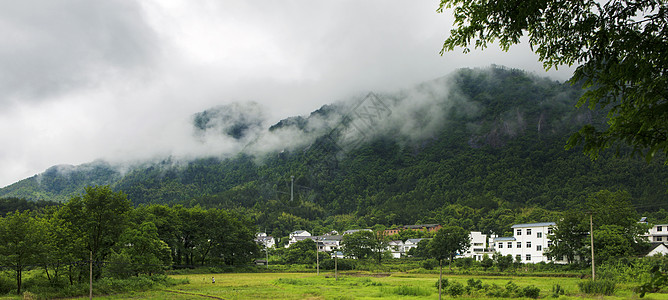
0, 186, 257, 297
438, 0, 668, 163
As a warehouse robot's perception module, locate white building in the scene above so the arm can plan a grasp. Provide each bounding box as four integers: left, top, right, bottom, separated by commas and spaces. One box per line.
404, 238, 425, 255
387, 240, 404, 258
255, 233, 276, 248
285, 230, 312, 248
461, 231, 495, 261
645, 224, 668, 244
494, 222, 556, 263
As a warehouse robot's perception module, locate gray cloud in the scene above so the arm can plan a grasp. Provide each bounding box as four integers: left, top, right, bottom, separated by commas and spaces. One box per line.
0, 0, 158, 102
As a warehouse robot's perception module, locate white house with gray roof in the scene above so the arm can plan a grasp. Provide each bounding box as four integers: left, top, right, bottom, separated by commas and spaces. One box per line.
493, 222, 556, 263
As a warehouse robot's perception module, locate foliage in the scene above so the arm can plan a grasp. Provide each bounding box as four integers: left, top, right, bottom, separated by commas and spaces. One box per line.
547, 189, 648, 265
282, 239, 316, 264
341, 230, 387, 263
636, 265, 668, 298
0, 210, 50, 294
438, 0, 668, 163
429, 226, 470, 266
578, 279, 617, 295
494, 252, 514, 272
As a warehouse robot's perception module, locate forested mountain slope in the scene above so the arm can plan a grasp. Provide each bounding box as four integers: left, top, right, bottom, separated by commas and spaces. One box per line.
2, 66, 666, 235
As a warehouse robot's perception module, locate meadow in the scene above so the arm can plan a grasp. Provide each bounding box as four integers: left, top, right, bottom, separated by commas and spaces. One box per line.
22, 271, 661, 300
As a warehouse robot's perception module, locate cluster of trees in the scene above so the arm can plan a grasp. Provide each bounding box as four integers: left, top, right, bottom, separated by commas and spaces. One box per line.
546, 190, 649, 265
0, 186, 258, 295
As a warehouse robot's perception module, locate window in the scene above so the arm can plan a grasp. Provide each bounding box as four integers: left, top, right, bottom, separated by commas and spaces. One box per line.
526, 229, 532, 235
507, 242, 512, 248
656, 237, 663, 242
548, 227, 553, 235
516, 229, 522, 235
516, 254, 521, 261
536, 245, 542, 251
517, 242, 522, 248
498, 243, 503, 248
526, 254, 531, 261
526, 241, 531, 248
547, 241, 553, 247
658, 226, 663, 232
537, 232, 542, 238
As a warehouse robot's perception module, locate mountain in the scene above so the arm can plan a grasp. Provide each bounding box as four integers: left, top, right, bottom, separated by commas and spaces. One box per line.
2, 66, 666, 234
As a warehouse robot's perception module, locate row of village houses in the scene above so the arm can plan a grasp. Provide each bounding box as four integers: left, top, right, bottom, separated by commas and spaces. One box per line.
256, 221, 668, 263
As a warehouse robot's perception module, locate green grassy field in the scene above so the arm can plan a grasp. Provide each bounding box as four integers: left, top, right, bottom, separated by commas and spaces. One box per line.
32, 271, 663, 300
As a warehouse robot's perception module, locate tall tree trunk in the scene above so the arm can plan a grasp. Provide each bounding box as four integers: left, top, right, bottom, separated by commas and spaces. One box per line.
16, 267, 22, 295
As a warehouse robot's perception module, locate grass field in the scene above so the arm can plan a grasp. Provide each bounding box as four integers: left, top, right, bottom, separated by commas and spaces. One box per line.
34, 271, 664, 300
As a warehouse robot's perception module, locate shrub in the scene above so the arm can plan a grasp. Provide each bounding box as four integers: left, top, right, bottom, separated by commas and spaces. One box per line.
434, 278, 449, 289
447, 281, 465, 296
320, 258, 356, 270
422, 259, 438, 270
578, 279, 616, 295
521, 285, 541, 298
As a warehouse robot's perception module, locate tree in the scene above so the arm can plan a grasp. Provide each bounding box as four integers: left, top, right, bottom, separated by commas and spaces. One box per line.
480, 253, 493, 270
59, 186, 132, 279
545, 211, 589, 264
342, 230, 375, 260
428, 226, 470, 300
111, 222, 171, 277
283, 239, 316, 264
0, 211, 50, 294
438, 0, 668, 162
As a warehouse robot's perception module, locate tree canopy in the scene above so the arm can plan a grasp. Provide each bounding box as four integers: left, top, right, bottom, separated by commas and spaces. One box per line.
438, 0, 668, 162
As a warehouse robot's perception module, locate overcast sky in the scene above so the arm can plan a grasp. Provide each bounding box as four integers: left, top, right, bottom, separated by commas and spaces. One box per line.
0, 0, 575, 188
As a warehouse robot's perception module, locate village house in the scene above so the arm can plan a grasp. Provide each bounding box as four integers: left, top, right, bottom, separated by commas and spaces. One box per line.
403, 238, 426, 255
643, 221, 668, 244
387, 240, 404, 258
255, 232, 276, 248
493, 222, 556, 263
460, 231, 495, 261
285, 230, 312, 248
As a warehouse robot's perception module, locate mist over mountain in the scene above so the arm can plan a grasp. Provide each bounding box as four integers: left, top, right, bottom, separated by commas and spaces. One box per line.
2, 66, 666, 233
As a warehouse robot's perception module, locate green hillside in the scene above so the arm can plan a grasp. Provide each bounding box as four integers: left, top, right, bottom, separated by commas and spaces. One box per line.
2, 66, 666, 236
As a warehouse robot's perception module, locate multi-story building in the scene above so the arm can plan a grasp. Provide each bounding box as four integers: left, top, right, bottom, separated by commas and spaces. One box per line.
460, 231, 495, 261
493, 222, 556, 263
645, 224, 668, 244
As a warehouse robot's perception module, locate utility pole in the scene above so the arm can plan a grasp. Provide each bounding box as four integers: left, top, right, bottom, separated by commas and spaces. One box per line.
590, 212, 596, 281
316, 237, 320, 275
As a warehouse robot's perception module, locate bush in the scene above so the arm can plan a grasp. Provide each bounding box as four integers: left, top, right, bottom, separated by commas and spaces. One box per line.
447, 281, 465, 296
578, 279, 616, 295
320, 258, 356, 270
434, 278, 449, 289
422, 259, 438, 270
521, 285, 541, 298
